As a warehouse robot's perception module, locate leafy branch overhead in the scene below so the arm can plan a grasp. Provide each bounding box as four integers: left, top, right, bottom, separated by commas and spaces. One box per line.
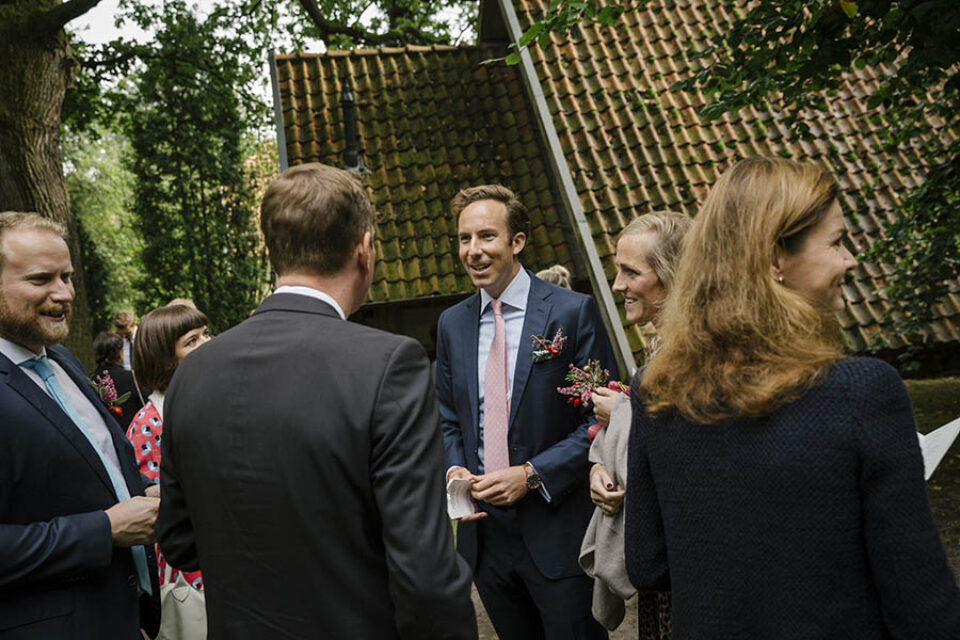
516, 0, 960, 364
507, 0, 631, 65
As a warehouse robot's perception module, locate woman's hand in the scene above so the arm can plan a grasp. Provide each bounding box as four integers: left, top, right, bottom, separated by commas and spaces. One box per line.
591, 386, 621, 428
589, 463, 625, 515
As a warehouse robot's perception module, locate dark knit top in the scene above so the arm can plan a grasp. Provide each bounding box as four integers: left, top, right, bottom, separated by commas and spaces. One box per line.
625, 357, 960, 639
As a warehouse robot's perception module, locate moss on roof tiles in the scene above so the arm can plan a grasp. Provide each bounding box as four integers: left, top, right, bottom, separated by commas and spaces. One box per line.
277, 1, 958, 352
511, 0, 959, 355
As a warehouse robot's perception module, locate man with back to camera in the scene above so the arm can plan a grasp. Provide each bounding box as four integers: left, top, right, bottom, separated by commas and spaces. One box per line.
436, 185, 617, 639
0, 211, 160, 639
156, 163, 477, 639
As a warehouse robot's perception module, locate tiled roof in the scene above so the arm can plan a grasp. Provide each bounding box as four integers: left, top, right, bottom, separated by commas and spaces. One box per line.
274, 0, 960, 358
513, 0, 960, 355
274, 46, 578, 303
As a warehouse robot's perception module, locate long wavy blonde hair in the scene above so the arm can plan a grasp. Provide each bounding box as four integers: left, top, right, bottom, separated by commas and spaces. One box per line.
641, 157, 848, 423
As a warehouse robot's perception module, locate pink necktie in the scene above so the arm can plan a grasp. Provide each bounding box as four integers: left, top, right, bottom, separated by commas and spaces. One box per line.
484, 299, 510, 472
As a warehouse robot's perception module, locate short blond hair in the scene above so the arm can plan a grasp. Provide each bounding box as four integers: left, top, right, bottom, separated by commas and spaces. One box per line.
536, 264, 572, 289
0, 211, 67, 273
620, 211, 692, 292
260, 163, 375, 276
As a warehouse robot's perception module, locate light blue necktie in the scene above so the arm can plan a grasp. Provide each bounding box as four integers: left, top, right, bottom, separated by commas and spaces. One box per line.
21, 356, 153, 596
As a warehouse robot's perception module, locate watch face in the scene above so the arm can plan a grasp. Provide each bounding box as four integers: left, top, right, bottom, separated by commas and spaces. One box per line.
526, 474, 541, 490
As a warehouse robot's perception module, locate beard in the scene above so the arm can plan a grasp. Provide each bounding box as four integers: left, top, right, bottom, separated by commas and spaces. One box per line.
0, 297, 72, 350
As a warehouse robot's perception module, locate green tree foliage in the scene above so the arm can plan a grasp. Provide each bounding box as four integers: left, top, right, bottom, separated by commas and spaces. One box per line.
520, 0, 959, 362
63, 124, 144, 332
61, 0, 472, 335
671, 0, 960, 362
117, 0, 270, 331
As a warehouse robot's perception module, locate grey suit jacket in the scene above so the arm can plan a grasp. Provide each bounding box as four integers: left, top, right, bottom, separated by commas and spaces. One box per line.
157, 293, 477, 639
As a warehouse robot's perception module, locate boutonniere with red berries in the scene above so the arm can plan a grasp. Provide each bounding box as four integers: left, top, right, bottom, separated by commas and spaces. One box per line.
557, 360, 612, 407
90, 372, 131, 416
557, 361, 630, 439
531, 328, 568, 363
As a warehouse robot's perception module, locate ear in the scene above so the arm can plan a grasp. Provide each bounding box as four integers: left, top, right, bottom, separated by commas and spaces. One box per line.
511, 232, 526, 258
357, 231, 374, 274
770, 246, 784, 283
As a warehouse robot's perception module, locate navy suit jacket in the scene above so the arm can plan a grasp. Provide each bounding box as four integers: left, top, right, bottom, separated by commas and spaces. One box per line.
436, 272, 617, 579
0, 344, 159, 639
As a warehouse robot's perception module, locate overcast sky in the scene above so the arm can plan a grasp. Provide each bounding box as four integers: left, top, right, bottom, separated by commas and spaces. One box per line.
70, 0, 152, 45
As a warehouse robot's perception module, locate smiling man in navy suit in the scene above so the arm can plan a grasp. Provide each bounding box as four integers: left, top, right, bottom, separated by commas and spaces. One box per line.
0, 212, 159, 639
436, 185, 616, 639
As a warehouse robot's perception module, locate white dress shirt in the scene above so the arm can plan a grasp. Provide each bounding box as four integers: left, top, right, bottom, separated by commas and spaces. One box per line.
477, 267, 530, 469
274, 285, 346, 320
474, 269, 550, 501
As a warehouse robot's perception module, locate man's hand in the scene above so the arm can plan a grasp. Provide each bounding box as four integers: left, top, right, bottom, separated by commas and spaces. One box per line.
589, 463, 624, 515
446, 466, 477, 483
591, 387, 621, 428
105, 496, 159, 546
144, 484, 160, 498
471, 466, 528, 506
446, 467, 488, 522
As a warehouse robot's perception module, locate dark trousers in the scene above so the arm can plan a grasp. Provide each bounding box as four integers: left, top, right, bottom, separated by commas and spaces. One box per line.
474, 506, 607, 640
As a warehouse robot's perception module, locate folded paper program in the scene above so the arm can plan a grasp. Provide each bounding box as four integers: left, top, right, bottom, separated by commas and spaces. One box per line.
446, 478, 476, 520
918, 416, 960, 481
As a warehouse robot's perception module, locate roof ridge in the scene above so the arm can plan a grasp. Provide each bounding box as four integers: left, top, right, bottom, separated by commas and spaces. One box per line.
274, 44, 501, 60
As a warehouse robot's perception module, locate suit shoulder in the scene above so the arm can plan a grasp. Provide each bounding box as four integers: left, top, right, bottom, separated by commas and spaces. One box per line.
437, 293, 479, 324
48, 344, 84, 369
550, 285, 594, 306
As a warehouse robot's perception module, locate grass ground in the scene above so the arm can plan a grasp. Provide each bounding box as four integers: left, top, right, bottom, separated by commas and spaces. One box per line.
472, 377, 960, 639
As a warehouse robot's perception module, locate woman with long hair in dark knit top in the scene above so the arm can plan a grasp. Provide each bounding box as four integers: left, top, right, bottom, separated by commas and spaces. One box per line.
625, 156, 960, 638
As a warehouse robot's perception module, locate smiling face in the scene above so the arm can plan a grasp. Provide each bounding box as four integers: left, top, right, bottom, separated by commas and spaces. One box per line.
458, 199, 526, 298
0, 229, 75, 353
613, 232, 666, 325
174, 326, 212, 363
777, 200, 858, 312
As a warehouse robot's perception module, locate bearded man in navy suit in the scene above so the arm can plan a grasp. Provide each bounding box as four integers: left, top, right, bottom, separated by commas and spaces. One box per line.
436, 185, 616, 640
0, 212, 160, 639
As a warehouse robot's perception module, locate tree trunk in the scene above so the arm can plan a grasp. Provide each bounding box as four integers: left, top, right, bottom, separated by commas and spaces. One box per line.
0, 1, 96, 366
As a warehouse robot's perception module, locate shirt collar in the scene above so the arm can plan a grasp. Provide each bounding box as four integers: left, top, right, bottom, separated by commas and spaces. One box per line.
0, 336, 47, 365
273, 285, 347, 320
480, 266, 529, 315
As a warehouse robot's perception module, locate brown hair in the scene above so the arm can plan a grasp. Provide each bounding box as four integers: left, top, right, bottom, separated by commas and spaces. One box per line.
0, 211, 67, 273
133, 304, 209, 392
260, 163, 375, 276
112, 310, 136, 332
450, 185, 530, 242
641, 156, 846, 423
620, 211, 693, 292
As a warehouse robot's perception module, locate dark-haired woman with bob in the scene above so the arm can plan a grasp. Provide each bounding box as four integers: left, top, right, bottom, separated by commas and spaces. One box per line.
625, 156, 960, 638
126, 304, 211, 589
90, 331, 143, 426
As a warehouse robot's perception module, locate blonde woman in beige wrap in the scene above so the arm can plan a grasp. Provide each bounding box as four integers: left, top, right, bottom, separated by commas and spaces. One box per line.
579, 211, 691, 636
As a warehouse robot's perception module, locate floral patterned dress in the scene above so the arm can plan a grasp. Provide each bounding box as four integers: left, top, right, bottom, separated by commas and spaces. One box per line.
126, 400, 203, 589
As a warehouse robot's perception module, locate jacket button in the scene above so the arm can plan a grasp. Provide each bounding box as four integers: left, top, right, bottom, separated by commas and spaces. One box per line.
127, 575, 137, 587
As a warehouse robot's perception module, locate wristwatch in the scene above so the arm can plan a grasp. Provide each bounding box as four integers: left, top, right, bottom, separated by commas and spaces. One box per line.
523, 462, 542, 491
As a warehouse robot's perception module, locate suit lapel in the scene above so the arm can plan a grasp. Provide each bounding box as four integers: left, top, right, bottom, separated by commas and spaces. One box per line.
462, 294, 481, 440
49, 347, 140, 494
510, 275, 552, 429
0, 350, 118, 498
